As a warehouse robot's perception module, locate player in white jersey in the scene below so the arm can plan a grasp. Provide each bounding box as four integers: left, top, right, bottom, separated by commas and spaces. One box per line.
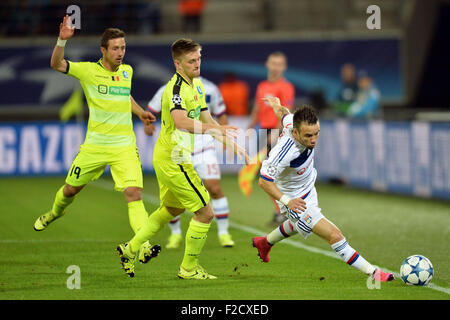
145, 76, 235, 248
253, 96, 394, 282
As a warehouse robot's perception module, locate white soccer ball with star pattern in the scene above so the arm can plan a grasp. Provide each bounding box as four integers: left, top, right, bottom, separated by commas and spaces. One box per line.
400, 255, 434, 286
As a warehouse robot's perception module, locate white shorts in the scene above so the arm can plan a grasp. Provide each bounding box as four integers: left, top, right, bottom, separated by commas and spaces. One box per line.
277, 187, 324, 239
192, 146, 221, 180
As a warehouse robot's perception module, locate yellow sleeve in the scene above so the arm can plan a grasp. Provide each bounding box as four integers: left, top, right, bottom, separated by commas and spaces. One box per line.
167, 82, 186, 112
66, 61, 91, 81
197, 81, 208, 112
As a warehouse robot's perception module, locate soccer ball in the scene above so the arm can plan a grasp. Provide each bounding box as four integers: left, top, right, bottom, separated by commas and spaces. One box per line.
400, 255, 434, 286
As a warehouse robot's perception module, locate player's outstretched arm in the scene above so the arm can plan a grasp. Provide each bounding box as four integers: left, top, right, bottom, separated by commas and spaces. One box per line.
262, 97, 291, 121
199, 109, 240, 138
248, 102, 259, 129
50, 15, 75, 73
258, 177, 306, 213
211, 133, 249, 164
131, 96, 156, 124
216, 113, 229, 125
131, 96, 156, 135
199, 108, 220, 127
171, 109, 237, 138
199, 109, 249, 163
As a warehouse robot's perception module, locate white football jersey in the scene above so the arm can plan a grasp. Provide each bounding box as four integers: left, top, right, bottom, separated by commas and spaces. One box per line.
147, 76, 226, 153
260, 113, 317, 199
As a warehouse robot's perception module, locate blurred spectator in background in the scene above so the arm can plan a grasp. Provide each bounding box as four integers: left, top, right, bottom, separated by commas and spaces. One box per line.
334, 63, 358, 117
309, 89, 329, 116
179, 0, 207, 33
5, 0, 34, 36
249, 51, 295, 130
248, 51, 295, 226
110, 0, 133, 32
83, 2, 107, 35
218, 72, 250, 116
0, 1, 161, 37
135, 0, 161, 34
347, 71, 381, 119
261, 0, 274, 31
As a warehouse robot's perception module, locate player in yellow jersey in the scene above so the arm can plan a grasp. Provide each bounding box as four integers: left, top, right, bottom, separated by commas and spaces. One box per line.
116, 38, 249, 279
33, 15, 161, 264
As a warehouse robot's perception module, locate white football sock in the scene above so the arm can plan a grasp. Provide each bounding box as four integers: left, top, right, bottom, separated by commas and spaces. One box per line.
331, 238, 376, 275
212, 197, 230, 235
168, 216, 181, 235
267, 219, 296, 245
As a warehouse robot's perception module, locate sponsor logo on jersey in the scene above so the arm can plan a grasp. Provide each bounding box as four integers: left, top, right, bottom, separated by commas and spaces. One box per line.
187, 106, 201, 119
109, 86, 130, 96
98, 84, 108, 94
122, 71, 129, 79
296, 157, 314, 175
197, 86, 203, 95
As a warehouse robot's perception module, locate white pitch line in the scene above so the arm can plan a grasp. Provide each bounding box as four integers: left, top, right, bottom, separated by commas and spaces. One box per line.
229, 221, 450, 295
228, 221, 338, 260
92, 179, 450, 295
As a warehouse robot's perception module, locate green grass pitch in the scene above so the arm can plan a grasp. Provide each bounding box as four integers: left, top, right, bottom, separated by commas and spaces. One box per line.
0, 175, 449, 300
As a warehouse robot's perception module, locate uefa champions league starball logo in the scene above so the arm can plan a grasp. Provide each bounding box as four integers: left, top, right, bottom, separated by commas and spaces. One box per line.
172, 94, 182, 105
266, 164, 277, 177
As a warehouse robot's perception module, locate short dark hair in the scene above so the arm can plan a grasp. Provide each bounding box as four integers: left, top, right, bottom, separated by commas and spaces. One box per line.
101, 28, 126, 49
171, 38, 202, 60
268, 51, 287, 63
293, 105, 318, 129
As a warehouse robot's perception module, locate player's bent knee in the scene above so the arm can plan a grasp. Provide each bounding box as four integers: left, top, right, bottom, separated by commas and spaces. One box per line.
208, 186, 224, 199
165, 206, 185, 217
64, 184, 84, 197
199, 212, 214, 224
124, 187, 142, 202
329, 229, 345, 245
203, 180, 224, 199
195, 204, 214, 223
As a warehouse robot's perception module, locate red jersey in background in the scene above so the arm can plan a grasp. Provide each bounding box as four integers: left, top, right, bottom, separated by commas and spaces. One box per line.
255, 78, 295, 129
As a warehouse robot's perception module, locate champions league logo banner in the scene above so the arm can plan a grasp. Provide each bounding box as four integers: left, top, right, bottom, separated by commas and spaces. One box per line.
0, 122, 157, 176
305, 120, 450, 200
0, 120, 449, 200
0, 39, 402, 111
